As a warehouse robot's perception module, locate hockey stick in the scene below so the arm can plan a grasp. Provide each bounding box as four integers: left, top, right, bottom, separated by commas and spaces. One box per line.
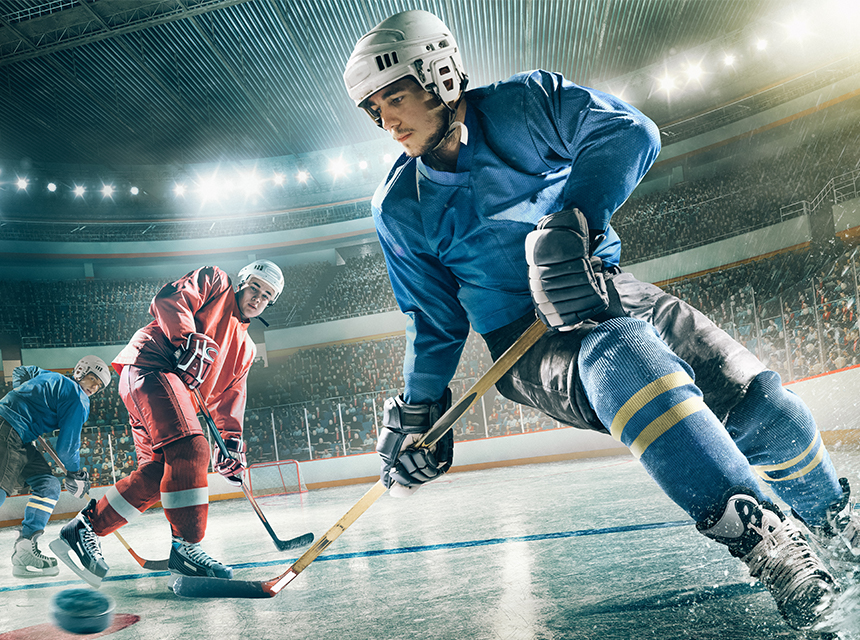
37, 435, 170, 571
173, 317, 548, 598
192, 387, 314, 552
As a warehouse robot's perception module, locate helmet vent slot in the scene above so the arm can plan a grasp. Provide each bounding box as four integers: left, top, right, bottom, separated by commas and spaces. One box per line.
375, 51, 399, 72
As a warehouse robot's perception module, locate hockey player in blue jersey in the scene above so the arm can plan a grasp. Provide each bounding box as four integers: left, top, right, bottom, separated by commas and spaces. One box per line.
344, 9, 859, 632
0, 356, 110, 577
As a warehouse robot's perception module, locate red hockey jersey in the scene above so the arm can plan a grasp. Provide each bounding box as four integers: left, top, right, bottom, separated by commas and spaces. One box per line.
112, 266, 255, 439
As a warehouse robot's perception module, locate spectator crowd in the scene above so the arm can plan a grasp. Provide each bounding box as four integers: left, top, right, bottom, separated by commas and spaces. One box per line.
2, 117, 859, 488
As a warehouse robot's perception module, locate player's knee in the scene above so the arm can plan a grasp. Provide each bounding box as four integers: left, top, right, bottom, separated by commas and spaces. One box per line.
27, 473, 61, 500
580, 317, 669, 371
162, 434, 210, 468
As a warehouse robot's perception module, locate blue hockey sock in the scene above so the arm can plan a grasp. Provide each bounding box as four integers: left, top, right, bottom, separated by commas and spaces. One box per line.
725, 370, 841, 526
579, 317, 764, 522
21, 473, 60, 538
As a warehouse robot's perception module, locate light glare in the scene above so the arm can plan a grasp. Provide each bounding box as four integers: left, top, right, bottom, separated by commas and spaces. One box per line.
328, 158, 347, 177
658, 75, 675, 93
16, 177, 28, 190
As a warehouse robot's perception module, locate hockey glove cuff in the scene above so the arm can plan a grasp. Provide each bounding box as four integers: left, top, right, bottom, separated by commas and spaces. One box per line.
377, 390, 454, 495
525, 207, 610, 330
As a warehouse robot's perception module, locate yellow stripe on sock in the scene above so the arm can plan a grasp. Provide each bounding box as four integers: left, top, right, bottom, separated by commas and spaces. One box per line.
609, 371, 693, 441
25, 501, 55, 514
752, 433, 820, 474
28, 495, 57, 507
754, 438, 826, 482
629, 396, 708, 459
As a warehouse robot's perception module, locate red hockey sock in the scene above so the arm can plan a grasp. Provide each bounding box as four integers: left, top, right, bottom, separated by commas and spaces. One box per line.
89, 461, 164, 536
161, 435, 210, 543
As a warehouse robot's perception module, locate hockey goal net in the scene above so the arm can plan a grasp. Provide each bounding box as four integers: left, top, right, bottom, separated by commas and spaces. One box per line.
246, 459, 307, 497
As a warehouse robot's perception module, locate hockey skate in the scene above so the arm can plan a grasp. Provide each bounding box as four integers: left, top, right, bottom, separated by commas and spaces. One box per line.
698, 490, 837, 631
168, 536, 233, 583
12, 531, 59, 577
49, 499, 109, 588
797, 478, 860, 576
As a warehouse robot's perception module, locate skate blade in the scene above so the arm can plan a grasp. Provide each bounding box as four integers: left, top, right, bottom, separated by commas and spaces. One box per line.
12, 564, 60, 578
48, 537, 104, 588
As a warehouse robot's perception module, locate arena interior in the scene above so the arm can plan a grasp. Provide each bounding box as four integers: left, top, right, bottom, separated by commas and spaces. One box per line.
0, 1, 859, 638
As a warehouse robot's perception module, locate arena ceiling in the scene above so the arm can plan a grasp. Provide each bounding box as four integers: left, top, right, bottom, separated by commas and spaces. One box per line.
0, 0, 857, 170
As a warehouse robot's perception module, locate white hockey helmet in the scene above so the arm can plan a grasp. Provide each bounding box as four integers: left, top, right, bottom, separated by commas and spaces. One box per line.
237, 259, 284, 306
73, 355, 111, 389
343, 9, 468, 126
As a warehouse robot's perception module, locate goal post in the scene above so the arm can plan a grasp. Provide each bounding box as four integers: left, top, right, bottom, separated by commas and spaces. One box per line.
247, 459, 307, 497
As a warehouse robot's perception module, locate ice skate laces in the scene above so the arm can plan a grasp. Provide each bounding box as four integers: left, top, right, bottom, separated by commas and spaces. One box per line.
743, 510, 834, 624
177, 540, 220, 568
78, 515, 105, 564
28, 539, 54, 562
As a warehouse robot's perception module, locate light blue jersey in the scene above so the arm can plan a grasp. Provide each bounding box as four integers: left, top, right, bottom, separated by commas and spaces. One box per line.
0, 366, 89, 472
372, 70, 661, 403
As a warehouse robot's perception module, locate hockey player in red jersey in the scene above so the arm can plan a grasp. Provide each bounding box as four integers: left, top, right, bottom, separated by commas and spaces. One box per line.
51, 259, 284, 587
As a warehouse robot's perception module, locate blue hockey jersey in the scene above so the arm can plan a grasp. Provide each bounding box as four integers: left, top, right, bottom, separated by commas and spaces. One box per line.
0, 366, 90, 472
372, 70, 661, 403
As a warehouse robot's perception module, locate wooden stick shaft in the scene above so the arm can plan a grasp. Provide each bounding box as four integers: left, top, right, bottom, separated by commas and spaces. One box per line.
276, 318, 546, 582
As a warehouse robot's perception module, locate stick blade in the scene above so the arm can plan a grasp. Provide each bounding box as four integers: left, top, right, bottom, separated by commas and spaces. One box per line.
142, 559, 170, 571
275, 532, 314, 551
172, 575, 273, 599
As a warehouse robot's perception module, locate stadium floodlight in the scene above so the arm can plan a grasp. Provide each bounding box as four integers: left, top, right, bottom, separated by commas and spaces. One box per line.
101, 185, 114, 198
130, 186, 139, 195
198, 174, 222, 201
239, 172, 262, 196
74, 185, 86, 197
174, 184, 186, 197
686, 64, 703, 82
723, 53, 736, 66
47, 182, 57, 192
296, 170, 309, 183
756, 38, 768, 51
272, 172, 285, 185
328, 157, 347, 177
16, 177, 28, 190
359, 160, 368, 170
786, 20, 808, 41
658, 74, 675, 94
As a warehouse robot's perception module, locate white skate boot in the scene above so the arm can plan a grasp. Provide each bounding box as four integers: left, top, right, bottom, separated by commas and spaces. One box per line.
12, 531, 59, 577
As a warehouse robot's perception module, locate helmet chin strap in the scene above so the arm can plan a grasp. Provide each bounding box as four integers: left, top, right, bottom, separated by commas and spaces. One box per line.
431, 102, 468, 152
425, 100, 467, 169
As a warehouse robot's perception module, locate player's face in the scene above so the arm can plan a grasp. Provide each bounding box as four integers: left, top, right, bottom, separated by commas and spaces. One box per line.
78, 373, 104, 397
365, 78, 449, 158
237, 276, 276, 319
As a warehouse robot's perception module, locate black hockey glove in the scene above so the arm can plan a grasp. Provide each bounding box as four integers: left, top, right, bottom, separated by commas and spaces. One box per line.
64, 469, 90, 499
525, 207, 610, 330
377, 390, 454, 495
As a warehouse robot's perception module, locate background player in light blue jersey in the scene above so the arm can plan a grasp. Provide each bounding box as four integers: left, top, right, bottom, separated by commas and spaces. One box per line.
0, 356, 110, 577
344, 10, 860, 633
